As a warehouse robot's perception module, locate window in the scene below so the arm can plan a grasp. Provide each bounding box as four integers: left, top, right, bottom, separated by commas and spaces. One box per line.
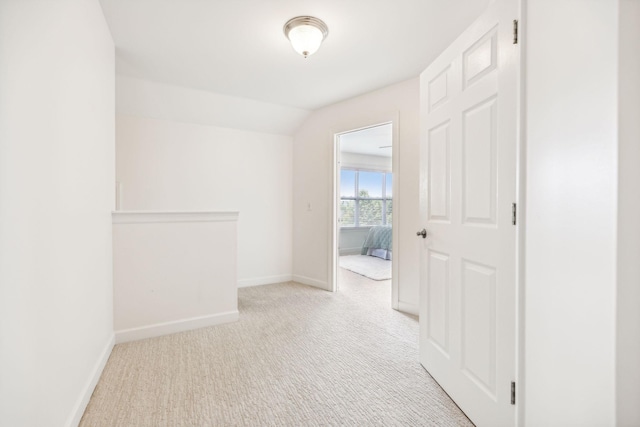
340, 169, 392, 227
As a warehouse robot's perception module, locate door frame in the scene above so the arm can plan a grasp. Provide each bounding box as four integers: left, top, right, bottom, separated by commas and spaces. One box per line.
516, 1, 526, 425
328, 112, 400, 309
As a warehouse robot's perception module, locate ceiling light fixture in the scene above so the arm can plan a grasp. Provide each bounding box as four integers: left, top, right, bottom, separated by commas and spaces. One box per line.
283, 16, 329, 58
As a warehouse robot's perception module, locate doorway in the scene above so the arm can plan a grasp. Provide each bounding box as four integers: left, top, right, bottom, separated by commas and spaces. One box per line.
332, 122, 399, 307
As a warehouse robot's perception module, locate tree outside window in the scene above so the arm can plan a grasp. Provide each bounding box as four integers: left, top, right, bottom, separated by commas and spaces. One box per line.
340, 169, 392, 227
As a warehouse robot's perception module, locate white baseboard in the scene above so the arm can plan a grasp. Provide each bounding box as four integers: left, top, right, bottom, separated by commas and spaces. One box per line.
237, 274, 293, 288
292, 274, 329, 291
397, 301, 419, 317
66, 333, 114, 427
115, 311, 239, 344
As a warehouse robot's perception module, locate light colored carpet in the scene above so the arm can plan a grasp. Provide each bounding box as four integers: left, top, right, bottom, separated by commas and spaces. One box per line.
80, 269, 473, 426
339, 254, 392, 280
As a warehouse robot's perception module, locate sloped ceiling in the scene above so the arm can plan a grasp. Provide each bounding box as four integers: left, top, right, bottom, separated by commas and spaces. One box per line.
99, 0, 491, 111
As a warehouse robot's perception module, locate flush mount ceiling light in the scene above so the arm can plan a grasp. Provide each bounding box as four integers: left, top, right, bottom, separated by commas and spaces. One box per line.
283, 16, 329, 58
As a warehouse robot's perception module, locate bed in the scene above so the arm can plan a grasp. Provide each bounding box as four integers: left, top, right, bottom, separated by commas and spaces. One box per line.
361, 225, 392, 260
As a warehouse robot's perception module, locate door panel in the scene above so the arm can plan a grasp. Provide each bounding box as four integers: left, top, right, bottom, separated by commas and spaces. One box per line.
427, 250, 450, 354
461, 259, 497, 397
428, 121, 451, 222
428, 66, 452, 112
462, 96, 497, 225
463, 26, 498, 88
419, 0, 518, 426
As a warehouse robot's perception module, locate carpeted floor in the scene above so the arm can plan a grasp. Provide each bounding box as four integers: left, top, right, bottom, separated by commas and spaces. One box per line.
339, 255, 392, 281
80, 268, 473, 426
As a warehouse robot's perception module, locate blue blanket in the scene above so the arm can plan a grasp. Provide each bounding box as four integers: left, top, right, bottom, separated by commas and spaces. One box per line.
361, 225, 392, 257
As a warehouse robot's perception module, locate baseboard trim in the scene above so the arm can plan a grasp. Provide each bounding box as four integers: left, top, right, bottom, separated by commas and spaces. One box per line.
397, 302, 419, 317
238, 274, 293, 288
66, 333, 114, 427
292, 274, 329, 291
115, 311, 239, 344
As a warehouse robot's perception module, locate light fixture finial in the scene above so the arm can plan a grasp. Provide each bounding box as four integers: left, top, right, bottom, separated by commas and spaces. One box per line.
283, 16, 329, 58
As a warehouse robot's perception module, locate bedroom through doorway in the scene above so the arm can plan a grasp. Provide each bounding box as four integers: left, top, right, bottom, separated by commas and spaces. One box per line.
334, 123, 396, 305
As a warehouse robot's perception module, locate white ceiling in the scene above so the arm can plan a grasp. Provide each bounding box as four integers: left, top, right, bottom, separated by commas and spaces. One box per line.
99, 0, 490, 111
340, 124, 393, 158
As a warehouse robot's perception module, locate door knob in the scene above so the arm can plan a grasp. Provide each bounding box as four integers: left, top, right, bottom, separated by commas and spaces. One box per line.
416, 229, 427, 238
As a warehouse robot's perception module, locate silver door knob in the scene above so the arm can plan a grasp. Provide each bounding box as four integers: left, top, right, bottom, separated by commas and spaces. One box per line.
416, 229, 427, 238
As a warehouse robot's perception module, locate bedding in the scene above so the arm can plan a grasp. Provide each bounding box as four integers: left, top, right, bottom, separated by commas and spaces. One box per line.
361, 225, 392, 260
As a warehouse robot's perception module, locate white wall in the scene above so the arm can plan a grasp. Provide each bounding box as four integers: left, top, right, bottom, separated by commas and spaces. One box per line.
116, 98, 293, 287
293, 78, 420, 311
113, 212, 239, 343
339, 227, 371, 255
340, 152, 392, 172
617, 1, 640, 425
117, 76, 310, 135
0, 1, 115, 426
524, 1, 618, 425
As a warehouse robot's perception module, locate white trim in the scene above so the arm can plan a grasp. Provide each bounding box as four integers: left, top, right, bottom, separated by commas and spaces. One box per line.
292, 274, 330, 291
112, 211, 239, 224
516, 1, 526, 425
65, 333, 115, 427
115, 311, 239, 344
390, 115, 400, 310
237, 274, 293, 288
330, 134, 340, 292
329, 112, 400, 308
398, 302, 419, 317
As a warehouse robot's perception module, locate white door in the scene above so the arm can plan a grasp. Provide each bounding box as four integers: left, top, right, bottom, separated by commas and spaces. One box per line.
418, 0, 519, 426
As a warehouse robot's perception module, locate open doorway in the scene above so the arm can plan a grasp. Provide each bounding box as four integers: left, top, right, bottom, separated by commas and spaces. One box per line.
333, 123, 396, 303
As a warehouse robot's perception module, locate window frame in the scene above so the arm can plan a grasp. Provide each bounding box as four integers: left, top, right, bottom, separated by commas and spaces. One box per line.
339, 168, 392, 228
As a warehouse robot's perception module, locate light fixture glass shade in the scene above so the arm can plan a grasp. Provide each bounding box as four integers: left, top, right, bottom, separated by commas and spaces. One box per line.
288, 25, 323, 57
284, 16, 328, 58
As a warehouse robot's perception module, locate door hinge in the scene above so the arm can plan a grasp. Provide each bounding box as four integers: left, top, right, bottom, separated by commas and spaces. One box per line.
511, 203, 517, 225
513, 19, 519, 44
511, 381, 516, 405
